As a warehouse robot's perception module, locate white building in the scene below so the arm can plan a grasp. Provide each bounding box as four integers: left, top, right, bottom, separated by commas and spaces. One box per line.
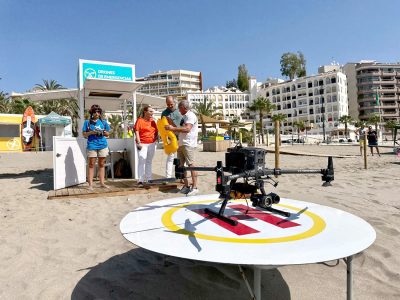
186, 86, 251, 120
137, 69, 202, 98
257, 70, 349, 136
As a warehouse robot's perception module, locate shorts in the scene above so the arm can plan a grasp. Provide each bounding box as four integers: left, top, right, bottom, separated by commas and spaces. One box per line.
177, 145, 196, 166
359, 139, 365, 146
368, 141, 378, 147
87, 148, 109, 158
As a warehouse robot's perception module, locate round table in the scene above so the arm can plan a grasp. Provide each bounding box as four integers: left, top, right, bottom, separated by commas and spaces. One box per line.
120, 194, 376, 299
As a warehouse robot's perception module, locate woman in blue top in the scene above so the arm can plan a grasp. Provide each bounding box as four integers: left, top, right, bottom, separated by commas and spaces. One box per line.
82, 104, 110, 190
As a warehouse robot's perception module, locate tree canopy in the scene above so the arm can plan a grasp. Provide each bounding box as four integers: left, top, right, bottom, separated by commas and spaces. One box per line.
226, 78, 238, 89
248, 96, 276, 144
338, 115, 354, 138
237, 64, 249, 91
280, 51, 306, 80
367, 113, 381, 132
192, 99, 221, 138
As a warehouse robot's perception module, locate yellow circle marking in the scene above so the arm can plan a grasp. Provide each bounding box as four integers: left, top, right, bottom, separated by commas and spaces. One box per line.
161, 199, 326, 244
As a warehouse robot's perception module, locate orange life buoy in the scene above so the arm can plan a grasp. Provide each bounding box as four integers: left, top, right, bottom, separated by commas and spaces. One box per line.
157, 117, 178, 154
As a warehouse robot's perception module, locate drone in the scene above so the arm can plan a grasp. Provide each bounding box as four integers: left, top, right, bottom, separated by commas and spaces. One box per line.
173, 144, 334, 226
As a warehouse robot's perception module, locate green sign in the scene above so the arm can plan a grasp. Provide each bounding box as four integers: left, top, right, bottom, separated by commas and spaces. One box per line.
82, 62, 133, 84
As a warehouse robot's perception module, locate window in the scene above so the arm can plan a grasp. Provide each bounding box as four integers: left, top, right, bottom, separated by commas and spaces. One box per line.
0, 125, 19, 137
308, 82, 313, 88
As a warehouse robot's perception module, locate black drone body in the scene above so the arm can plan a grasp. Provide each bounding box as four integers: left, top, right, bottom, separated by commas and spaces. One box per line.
174, 145, 334, 226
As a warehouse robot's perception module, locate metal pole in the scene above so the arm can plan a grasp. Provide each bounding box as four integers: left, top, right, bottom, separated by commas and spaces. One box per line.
364, 130, 368, 169
123, 99, 128, 138
346, 255, 353, 300
254, 267, 261, 300
274, 120, 280, 173
322, 98, 326, 143
253, 120, 257, 147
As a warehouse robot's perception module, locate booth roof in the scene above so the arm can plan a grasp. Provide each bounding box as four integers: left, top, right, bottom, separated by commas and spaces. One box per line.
10, 88, 165, 108
38, 112, 71, 126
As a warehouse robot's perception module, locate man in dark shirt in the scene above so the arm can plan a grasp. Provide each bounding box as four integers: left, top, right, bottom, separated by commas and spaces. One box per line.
367, 126, 380, 156
161, 96, 182, 177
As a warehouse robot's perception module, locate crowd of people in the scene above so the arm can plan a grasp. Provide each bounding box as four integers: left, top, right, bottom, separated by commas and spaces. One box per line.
83, 97, 199, 196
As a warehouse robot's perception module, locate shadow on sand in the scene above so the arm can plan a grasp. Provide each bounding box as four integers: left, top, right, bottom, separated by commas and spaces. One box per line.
0, 168, 53, 191
71, 248, 291, 300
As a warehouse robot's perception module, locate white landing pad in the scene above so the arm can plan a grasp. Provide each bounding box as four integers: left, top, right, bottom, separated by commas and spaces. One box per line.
120, 194, 376, 266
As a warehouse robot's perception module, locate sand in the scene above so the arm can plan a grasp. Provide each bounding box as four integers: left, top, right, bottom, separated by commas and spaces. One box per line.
0, 144, 399, 299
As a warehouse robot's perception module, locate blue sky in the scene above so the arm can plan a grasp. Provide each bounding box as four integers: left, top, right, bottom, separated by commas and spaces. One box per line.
1, 0, 399, 93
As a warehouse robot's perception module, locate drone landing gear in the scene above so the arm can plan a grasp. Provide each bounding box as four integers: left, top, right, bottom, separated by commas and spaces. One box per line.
204, 208, 238, 226
261, 206, 291, 218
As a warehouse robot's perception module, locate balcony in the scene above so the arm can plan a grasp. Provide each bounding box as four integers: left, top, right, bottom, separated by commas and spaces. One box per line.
382, 110, 398, 116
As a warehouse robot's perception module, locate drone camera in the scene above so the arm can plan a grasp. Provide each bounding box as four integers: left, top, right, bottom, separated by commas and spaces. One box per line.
251, 192, 280, 209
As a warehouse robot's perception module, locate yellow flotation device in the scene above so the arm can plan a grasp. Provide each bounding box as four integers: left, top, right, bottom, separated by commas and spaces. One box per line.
157, 116, 178, 154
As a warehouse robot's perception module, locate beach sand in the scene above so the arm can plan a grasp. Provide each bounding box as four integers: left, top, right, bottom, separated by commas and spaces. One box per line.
0, 144, 399, 299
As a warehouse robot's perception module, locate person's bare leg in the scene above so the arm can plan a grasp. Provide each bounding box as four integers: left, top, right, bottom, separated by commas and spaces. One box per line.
376, 146, 380, 156
98, 157, 106, 186
88, 157, 96, 188
189, 164, 197, 189
370, 147, 374, 156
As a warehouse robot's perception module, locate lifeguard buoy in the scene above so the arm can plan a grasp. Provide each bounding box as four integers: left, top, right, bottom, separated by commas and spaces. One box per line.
157, 116, 178, 154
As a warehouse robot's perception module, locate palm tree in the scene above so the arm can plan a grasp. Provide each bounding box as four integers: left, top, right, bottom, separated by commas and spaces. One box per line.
32, 79, 80, 136
248, 96, 276, 144
293, 120, 305, 142
192, 99, 221, 138
338, 115, 353, 138
108, 114, 123, 138
0, 91, 11, 113
354, 120, 367, 128
228, 117, 241, 141
10, 97, 40, 114
272, 113, 287, 145
34, 79, 64, 91
385, 120, 399, 141
367, 113, 381, 132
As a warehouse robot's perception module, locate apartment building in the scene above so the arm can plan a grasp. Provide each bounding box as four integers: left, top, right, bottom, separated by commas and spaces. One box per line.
137, 70, 202, 98
258, 71, 349, 135
353, 62, 400, 123
186, 86, 250, 120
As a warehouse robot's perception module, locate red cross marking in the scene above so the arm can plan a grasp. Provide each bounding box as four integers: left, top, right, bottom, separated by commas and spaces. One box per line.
190, 204, 300, 236
191, 209, 259, 236
228, 204, 300, 229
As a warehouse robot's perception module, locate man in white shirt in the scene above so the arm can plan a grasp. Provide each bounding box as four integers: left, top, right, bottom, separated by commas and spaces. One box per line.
165, 100, 199, 196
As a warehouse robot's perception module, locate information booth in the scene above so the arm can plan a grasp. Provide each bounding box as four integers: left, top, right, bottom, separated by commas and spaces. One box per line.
11, 59, 164, 190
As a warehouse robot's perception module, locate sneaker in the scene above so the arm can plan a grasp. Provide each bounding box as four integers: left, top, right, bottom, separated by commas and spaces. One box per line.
100, 184, 110, 189
187, 188, 199, 196
179, 186, 191, 194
